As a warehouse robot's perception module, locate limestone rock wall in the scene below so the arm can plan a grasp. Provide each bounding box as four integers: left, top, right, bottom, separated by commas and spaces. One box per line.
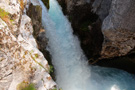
0, 0, 56, 90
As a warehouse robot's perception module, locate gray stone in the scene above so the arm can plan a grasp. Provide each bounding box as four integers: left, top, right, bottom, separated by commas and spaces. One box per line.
101, 0, 135, 58
92, 0, 112, 21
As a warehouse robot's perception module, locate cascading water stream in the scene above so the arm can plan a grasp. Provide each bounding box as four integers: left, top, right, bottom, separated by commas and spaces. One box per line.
38, 0, 135, 90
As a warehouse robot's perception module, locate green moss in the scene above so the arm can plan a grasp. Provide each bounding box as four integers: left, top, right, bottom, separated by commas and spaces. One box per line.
49, 65, 53, 73
42, 0, 50, 9
17, 81, 36, 90
51, 88, 57, 90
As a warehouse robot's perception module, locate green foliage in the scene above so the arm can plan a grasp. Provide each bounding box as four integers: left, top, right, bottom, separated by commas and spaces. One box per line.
23, 84, 36, 90
17, 81, 36, 90
51, 88, 57, 90
49, 65, 53, 73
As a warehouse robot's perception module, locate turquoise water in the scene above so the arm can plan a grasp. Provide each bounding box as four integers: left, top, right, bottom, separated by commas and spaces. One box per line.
39, 0, 135, 90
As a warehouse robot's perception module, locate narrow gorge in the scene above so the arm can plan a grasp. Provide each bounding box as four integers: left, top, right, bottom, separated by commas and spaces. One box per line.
0, 0, 135, 90
40, 0, 135, 90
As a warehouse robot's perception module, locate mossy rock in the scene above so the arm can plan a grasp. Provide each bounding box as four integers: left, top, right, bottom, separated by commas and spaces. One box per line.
42, 0, 49, 9
17, 81, 36, 90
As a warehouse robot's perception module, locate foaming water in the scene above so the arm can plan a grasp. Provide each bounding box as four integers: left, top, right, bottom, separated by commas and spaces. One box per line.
38, 0, 135, 90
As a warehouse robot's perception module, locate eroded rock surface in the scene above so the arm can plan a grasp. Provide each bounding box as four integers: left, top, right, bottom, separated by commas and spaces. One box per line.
101, 0, 135, 58
0, 0, 56, 90
92, 0, 112, 21
57, 0, 135, 73
58, 0, 135, 59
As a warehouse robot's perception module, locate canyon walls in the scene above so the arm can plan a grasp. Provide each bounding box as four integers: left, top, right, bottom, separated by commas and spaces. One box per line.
57, 0, 135, 73
57, 0, 135, 59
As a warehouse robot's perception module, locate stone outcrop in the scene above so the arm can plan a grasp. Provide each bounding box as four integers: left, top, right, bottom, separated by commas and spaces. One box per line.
0, 0, 56, 90
101, 0, 135, 58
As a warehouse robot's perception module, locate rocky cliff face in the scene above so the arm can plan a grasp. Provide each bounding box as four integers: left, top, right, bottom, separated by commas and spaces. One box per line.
101, 0, 135, 58
57, 0, 135, 73
0, 0, 56, 90
57, 0, 135, 59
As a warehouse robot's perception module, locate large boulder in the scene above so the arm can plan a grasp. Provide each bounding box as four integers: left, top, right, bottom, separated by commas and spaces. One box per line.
101, 0, 135, 58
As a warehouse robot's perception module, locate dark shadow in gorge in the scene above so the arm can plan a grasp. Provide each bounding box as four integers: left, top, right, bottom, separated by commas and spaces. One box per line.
67, 4, 104, 60
92, 53, 135, 74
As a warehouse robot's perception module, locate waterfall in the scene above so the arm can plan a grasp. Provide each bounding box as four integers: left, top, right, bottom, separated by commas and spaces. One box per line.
38, 0, 135, 90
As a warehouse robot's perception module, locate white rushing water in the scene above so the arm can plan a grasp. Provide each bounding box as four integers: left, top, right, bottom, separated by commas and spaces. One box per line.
38, 0, 135, 90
